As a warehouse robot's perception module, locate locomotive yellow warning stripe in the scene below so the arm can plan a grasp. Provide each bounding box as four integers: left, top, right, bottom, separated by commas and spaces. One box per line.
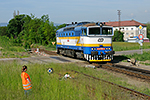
89, 59, 111, 62
76, 43, 112, 47
57, 43, 62, 45
58, 37, 80, 39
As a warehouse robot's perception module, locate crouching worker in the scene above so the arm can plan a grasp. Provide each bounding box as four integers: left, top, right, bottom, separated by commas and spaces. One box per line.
21, 65, 32, 97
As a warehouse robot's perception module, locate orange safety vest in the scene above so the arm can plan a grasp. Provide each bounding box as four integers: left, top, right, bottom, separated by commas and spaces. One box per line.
21, 72, 32, 90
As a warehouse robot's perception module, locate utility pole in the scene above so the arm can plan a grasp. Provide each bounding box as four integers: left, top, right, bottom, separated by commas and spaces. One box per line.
117, 10, 121, 31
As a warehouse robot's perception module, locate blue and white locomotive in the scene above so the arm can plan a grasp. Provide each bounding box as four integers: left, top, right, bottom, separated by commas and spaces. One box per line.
56, 22, 115, 62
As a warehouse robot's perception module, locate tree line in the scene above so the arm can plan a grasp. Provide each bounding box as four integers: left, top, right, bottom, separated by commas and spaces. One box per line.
0, 14, 65, 49
0, 14, 150, 49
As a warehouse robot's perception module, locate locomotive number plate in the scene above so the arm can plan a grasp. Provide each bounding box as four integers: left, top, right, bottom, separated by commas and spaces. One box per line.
97, 48, 105, 50
98, 38, 104, 42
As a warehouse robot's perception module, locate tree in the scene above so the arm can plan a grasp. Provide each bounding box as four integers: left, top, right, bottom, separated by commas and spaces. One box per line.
23, 17, 42, 48
56, 24, 66, 30
6, 14, 59, 49
38, 19, 56, 45
146, 22, 150, 40
112, 30, 124, 42
0, 26, 7, 36
7, 14, 26, 38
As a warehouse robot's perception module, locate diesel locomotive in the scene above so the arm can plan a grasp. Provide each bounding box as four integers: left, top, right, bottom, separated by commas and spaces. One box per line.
56, 22, 115, 62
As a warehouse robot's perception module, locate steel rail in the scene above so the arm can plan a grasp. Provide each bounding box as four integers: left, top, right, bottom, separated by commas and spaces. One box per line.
113, 64, 150, 74
97, 63, 150, 80
71, 70, 150, 99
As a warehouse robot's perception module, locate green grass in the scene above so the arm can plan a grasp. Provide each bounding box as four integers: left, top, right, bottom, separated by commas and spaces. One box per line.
113, 42, 150, 51
0, 36, 31, 58
124, 51, 150, 61
0, 62, 149, 100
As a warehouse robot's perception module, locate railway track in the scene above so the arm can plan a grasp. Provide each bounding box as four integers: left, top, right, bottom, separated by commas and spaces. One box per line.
38, 49, 150, 80
22, 49, 150, 81
70, 70, 150, 100
31, 49, 150, 81
93, 63, 150, 81
39, 49, 57, 55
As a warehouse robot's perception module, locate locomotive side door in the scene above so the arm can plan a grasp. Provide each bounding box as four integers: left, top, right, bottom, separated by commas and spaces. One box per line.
81, 29, 87, 50
81, 29, 86, 45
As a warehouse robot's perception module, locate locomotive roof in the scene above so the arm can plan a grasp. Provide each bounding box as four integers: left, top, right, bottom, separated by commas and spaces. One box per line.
56, 22, 111, 33
57, 22, 93, 32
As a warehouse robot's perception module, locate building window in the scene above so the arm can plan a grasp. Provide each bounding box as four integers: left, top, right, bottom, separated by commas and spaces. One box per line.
131, 28, 133, 30
131, 33, 134, 35
126, 28, 128, 30
126, 33, 128, 35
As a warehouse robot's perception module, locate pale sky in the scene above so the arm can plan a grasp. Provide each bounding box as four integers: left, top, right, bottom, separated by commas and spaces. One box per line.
0, 0, 150, 24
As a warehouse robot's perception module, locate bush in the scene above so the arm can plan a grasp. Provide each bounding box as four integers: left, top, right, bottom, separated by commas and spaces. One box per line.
112, 30, 124, 42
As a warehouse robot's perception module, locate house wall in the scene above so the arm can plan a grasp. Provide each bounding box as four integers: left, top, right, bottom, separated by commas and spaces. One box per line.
113, 26, 147, 41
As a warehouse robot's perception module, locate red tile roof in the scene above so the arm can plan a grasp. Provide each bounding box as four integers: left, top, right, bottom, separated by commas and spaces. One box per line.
104, 20, 146, 27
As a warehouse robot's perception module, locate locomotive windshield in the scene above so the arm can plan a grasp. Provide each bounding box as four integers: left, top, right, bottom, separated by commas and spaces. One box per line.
102, 28, 112, 35
89, 27, 100, 35
88, 27, 113, 36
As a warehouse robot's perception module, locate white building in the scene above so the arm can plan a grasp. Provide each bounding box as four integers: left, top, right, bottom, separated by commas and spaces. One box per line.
105, 20, 149, 42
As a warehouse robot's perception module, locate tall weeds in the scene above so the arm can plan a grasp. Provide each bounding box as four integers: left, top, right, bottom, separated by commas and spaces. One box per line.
0, 62, 149, 100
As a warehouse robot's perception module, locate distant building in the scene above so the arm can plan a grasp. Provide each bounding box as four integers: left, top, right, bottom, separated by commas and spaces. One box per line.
104, 20, 149, 42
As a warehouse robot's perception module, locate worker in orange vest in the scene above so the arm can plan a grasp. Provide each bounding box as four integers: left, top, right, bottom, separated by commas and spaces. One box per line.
21, 65, 32, 96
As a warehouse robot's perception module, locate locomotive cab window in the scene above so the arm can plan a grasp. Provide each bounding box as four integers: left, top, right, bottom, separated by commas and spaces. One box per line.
89, 27, 100, 35
102, 28, 112, 35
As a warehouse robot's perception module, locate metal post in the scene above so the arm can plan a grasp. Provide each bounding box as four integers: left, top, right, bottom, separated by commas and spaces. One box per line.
117, 10, 121, 31
141, 46, 143, 54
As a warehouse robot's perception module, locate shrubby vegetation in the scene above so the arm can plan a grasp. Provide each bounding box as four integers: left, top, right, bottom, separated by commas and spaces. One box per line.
112, 30, 124, 42
1, 14, 65, 49
0, 26, 7, 36
146, 22, 150, 40
0, 36, 31, 58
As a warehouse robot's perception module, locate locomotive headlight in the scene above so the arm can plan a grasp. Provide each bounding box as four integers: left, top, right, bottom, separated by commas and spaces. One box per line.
106, 48, 110, 50
91, 48, 97, 50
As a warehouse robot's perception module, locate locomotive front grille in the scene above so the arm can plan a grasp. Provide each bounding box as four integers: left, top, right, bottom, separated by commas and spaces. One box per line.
91, 51, 98, 56
84, 53, 113, 62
